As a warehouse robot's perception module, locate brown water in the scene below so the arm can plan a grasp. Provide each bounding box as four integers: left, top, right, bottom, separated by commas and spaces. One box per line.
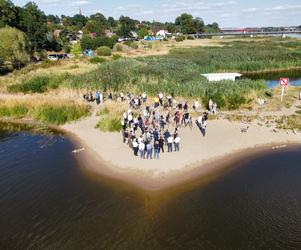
1, 128, 301, 249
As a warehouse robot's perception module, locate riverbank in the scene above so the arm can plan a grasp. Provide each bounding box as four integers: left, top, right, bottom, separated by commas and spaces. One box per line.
62, 113, 301, 191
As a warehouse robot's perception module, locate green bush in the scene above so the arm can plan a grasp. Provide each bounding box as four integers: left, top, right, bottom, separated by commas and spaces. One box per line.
175, 36, 185, 42
116, 44, 123, 52
8, 76, 49, 93
8, 74, 70, 93
90, 56, 107, 64
97, 117, 122, 132
96, 46, 112, 56
187, 35, 195, 40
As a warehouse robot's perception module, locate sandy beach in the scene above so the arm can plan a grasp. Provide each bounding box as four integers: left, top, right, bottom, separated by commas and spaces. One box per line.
62, 110, 301, 190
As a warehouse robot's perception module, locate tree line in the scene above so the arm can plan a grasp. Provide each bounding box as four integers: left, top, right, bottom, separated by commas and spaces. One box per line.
0, 0, 220, 73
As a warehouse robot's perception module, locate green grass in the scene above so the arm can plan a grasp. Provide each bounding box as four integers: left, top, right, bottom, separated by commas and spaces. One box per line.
0, 102, 89, 125
96, 117, 121, 132
96, 107, 122, 132
31, 104, 89, 125
0, 104, 29, 118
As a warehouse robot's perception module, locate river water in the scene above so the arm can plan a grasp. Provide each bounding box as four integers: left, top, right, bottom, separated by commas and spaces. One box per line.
1, 128, 301, 249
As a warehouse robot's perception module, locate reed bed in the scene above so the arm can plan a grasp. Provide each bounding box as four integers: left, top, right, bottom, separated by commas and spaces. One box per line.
0, 97, 89, 125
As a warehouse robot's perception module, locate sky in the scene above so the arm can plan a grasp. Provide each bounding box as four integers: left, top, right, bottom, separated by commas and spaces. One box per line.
13, 0, 301, 27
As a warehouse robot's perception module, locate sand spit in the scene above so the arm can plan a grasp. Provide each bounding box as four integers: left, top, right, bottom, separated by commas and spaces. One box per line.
61, 113, 301, 190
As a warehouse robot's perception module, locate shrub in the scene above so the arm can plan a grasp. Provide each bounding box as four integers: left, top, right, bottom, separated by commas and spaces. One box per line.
187, 35, 195, 40
116, 44, 123, 52
175, 36, 185, 42
8, 76, 49, 93
8, 74, 70, 93
90, 56, 107, 64
96, 46, 112, 56
70, 43, 82, 59
97, 117, 121, 132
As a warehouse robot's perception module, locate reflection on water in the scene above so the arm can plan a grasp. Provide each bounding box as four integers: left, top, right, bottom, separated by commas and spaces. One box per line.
1, 128, 301, 249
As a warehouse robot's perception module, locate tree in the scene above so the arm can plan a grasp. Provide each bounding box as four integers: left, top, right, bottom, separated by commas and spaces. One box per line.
0, 0, 18, 28
70, 43, 82, 58
81, 35, 116, 50
89, 13, 108, 35
17, 2, 48, 51
205, 22, 220, 33
71, 14, 87, 29
108, 16, 117, 28
193, 17, 205, 33
82, 20, 97, 34
138, 28, 149, 39
47, 14, 60, 24
117, 16, 137, 37
0, 27, 29, 71
175, 13, 195, 34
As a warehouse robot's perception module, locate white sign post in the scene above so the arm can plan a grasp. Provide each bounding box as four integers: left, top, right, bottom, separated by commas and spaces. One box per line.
280, 78, 289, 102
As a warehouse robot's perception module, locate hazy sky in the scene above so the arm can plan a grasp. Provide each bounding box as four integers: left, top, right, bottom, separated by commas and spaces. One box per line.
13, 0, 301, 27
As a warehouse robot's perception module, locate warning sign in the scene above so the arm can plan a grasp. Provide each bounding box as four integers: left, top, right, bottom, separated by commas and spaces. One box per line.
280, 78, 289, 86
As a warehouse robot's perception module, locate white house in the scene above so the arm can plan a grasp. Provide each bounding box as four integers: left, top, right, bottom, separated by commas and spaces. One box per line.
201, 73, 242, 82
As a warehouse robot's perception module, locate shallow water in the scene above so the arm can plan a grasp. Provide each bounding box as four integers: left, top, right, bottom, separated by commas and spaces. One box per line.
246, 70, 301, 88
1, 129, 301, 249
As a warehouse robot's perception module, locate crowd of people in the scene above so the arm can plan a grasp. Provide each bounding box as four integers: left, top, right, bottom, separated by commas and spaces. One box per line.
119, 92, 215, 160
83, 90, 217, 160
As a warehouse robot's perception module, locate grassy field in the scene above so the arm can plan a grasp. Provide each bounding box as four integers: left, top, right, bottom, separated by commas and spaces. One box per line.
1, 37, 301, 124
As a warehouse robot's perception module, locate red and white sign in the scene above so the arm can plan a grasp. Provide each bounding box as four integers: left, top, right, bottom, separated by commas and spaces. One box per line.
280, 78, 289, 86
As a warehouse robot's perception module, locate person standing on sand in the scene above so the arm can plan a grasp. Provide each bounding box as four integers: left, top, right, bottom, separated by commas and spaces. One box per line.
158, 136, 164, 153
146, 142, 153, 159
132, 139, 139, 156
193, 100, 199, 112
158, 92, 164, 105
95, 91, 100, 105
213, 102, 217, 114
139, 141, 145, 159
197, 116, 207, 137
154, 141, 159, 159
164, 129, 170, 145
167, 135, 173, 152
209, 99, 213, 113
174, 135, 180, 152
120, 92, 124, 102
299, 90, 301, 100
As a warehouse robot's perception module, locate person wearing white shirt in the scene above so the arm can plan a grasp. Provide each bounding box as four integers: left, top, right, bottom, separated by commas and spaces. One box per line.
174, 136, 180, 152
167, 136, 173, 152
128, 114, 133, 126
132, 139, 139, 156
142, 92, 147, 102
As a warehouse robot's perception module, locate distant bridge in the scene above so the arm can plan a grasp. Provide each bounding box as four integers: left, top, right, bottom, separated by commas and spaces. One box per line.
194, 30, 301, 38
